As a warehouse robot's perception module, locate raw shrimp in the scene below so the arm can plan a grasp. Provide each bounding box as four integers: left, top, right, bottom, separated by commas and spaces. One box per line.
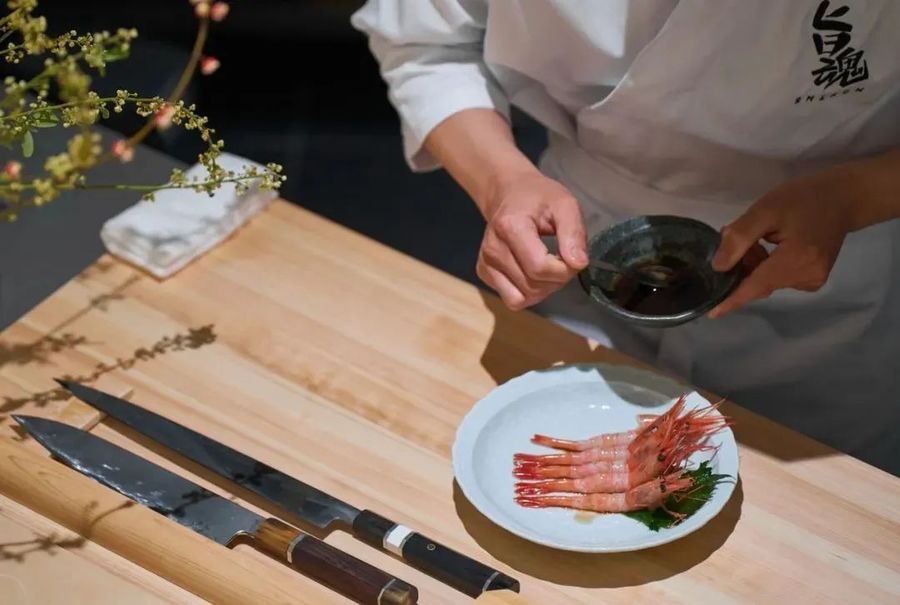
516, 471, 637, 494
528, 413, 659, 452
515, 472, 694, 515
513, 396, 730, 491
513, 445, 629, 466
513, 459, 628, 479
513, 396, 691, 468
516, 396, 727, 468
515, 420, 713, 491
530, 429, 638, 451
629, 397, 728, 456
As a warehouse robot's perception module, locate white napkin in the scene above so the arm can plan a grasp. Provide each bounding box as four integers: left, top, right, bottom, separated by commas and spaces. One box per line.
100, 153, 278, 278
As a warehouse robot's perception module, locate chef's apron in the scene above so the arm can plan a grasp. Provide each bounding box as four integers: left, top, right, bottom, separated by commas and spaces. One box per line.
518, 1, 900, 474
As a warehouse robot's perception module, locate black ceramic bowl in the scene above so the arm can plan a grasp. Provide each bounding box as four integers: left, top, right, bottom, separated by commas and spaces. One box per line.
578, 215, 741, 328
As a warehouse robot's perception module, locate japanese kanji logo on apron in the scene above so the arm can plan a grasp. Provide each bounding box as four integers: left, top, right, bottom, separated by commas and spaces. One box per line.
801, 0, 870, 103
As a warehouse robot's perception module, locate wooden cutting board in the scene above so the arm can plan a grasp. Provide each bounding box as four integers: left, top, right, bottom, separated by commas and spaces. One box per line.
0, 510, 170, 605
0, 200, 898, 604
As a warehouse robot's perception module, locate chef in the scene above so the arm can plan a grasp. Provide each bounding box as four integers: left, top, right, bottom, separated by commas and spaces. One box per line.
351, 1, 900, 475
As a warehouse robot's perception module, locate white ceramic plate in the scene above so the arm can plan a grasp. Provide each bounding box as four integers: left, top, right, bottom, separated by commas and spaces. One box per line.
452, 363, 739, 553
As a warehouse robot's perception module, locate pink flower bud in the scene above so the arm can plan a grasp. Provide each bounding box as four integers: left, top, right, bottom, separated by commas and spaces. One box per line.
3, 160, 22, 179
194, 2, 210, 18
210, 2, 229, 21
200, 56, 220, 75
111, 140, 134, 163
154, 103, 175, 130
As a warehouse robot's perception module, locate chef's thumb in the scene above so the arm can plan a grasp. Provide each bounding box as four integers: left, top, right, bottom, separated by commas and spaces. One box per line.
554, 203, 589, 270
712, 209, 772, 272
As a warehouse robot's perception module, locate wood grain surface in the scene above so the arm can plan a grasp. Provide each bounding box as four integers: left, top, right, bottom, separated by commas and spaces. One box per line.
0, 200, 898, 604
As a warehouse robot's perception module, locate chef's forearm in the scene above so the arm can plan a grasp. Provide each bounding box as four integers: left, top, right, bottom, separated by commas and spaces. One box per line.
838, 147, 900, 231
423, 108, 539, 219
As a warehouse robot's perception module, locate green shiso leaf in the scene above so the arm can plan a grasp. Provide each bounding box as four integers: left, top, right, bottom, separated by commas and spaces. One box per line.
624, 461, 731, 532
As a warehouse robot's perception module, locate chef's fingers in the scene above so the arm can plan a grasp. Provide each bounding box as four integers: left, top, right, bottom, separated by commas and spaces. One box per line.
480, 230, 564, 309
494, 214, 572, 283
708, 248, 785, 318
551, 197, 590, 270
741, 242, 770, 273
481, 228, 544, 291
483, 246, 534, 297
477, 256, 527, 310
712, 206, 777, 272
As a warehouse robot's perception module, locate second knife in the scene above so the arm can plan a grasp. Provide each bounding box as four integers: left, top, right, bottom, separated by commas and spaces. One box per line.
13, 415, 417, 605
57, 379, 519, 598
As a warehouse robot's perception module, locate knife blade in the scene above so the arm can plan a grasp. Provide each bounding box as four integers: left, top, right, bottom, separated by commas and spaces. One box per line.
57, 379, 519, 598
13, 414, 418, 605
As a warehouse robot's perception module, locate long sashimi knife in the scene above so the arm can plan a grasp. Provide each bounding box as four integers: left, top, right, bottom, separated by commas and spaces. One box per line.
13, 415, 417, 605
56, 379, 520, 598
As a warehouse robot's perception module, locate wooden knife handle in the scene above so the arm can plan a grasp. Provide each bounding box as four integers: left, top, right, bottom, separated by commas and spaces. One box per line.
352, 510, 520, 598
255, 518, 418, 605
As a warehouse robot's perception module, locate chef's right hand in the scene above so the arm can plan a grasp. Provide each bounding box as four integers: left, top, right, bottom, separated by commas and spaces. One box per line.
476, 172, 589, 310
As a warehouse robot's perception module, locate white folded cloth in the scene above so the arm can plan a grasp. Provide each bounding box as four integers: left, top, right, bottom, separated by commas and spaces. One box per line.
100, 153, 278, 279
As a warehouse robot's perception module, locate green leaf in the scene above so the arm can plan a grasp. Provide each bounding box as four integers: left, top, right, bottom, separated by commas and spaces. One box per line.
35, 112, 58, 128
21, 130, 33, 157
103, 48, 129, 62
624, 461, 731, 532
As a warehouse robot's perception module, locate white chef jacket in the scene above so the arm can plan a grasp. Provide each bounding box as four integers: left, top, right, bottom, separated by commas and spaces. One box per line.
351, 1, 900, 475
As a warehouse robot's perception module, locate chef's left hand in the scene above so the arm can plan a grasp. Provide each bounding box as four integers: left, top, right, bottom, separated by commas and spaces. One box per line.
707, 170, 856, 319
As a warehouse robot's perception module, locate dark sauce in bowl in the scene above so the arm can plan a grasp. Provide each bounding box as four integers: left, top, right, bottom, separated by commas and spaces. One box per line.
601, 257, 711, 316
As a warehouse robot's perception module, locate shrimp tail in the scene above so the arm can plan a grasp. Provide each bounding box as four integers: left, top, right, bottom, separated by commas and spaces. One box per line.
513, 459, 623, 479
513, 452, 574, 465
513, 446, 627, 466
513, 461, 563, 479
514, 492, 621, 512
515, 479, 575, 495
515, 471, 632, 494
515, 473, 696, 512
530, 433, 584, 451
515, 494, 577, 509
513, 462, 577, 479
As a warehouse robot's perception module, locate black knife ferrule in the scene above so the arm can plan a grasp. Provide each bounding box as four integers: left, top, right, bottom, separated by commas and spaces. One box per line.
352, 509, 397, 549
352, 510, 519, 598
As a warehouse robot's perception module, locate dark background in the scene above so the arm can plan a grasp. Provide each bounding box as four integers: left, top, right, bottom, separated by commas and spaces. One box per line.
3, 0, 546, 292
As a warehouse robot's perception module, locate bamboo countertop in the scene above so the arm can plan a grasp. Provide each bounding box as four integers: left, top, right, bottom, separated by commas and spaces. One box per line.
1, 200, 898, 604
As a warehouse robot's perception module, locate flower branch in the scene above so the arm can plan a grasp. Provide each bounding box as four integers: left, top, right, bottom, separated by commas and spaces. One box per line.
0, 0, 284, 222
